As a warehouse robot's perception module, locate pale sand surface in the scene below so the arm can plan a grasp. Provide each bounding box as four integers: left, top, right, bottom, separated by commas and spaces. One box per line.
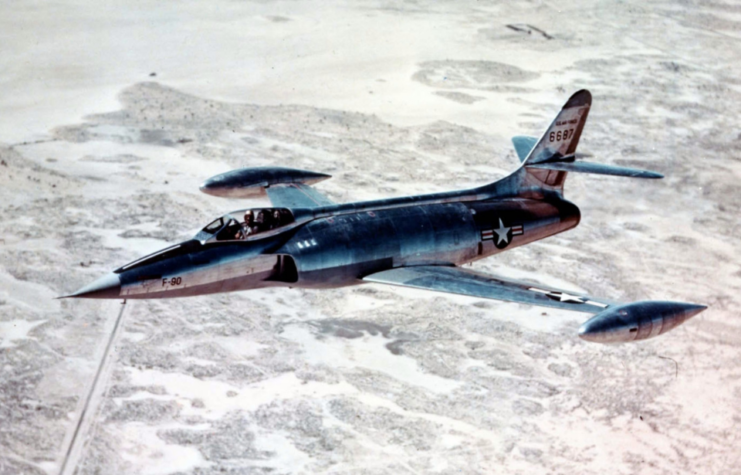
1, 1, 741, 474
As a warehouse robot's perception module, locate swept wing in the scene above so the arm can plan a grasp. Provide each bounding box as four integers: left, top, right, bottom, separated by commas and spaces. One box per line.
200, 166, 334, 209
364, 265, 612, 314
364, 266, 705, 343
265, 183, 335, 208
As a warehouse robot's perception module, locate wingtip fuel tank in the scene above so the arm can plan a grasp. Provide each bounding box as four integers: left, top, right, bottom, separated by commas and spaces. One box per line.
578, 301, 707, 343
199, 167, 331, 198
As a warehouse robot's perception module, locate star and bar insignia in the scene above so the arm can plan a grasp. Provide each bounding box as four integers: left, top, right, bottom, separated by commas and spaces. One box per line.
481, 218, 524, 249
528, 287, 609, 308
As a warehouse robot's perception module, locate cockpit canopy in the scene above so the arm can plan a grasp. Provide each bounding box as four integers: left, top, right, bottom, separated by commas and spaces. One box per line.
196, 208, 295, 243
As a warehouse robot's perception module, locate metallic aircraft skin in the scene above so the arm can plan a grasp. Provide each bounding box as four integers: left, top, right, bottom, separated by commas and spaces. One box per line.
91, 197, 577, 299
83, 198, 578, 299
65, 90, 706, 343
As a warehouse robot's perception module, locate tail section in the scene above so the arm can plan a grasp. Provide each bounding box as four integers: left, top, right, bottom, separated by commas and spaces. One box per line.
500, 90, 662, 199
475, 90, 663, 200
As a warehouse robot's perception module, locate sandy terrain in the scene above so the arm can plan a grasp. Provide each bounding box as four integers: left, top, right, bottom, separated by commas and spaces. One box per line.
1, 1, 741, 474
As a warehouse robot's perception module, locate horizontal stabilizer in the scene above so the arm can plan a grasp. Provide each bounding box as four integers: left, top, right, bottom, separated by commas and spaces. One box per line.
526, 160, 663, 179
512, 136, 592, 163
512, 136, 538, 162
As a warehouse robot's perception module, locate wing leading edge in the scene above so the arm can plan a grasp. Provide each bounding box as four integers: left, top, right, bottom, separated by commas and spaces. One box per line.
364, 265, 613, 314
364, 266, 706, 343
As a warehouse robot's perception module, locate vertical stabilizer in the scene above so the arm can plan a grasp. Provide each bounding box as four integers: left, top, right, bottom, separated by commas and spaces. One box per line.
524, 90, 592, 165
517, 90, 592, 195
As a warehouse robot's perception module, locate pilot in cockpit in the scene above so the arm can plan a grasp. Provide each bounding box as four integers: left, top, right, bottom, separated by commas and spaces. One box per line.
271, 210, 281, 230
254, 210, 265, 232
244, 210, 255, 235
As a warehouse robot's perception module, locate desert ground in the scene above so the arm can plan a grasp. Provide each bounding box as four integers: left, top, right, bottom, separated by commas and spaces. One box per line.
1, 1, 741, 474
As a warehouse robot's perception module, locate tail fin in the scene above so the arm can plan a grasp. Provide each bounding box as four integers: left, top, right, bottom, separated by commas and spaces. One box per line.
514, 90, 662, 197
476, 90, 662, 200
515, 90, 592, 194
525, 90, 592, 166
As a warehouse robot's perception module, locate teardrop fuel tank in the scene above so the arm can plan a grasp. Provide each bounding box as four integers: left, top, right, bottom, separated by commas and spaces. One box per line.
278, 198, 580, 288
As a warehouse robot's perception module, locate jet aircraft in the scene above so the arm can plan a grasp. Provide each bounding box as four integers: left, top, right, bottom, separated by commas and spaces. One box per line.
63, 90, 706, 343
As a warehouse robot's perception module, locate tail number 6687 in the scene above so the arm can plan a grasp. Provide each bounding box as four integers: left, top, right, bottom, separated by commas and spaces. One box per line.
549, 128, 574, 142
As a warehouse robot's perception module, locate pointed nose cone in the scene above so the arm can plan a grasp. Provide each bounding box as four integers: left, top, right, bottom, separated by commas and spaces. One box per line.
60, 273, 121, 299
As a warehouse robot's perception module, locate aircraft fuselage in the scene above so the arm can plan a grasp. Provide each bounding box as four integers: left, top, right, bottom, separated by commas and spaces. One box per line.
104, 197, 579, 299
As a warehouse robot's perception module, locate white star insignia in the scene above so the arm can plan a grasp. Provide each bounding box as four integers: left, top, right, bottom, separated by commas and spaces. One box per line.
550, 292, 585, 303
494, 218, 511, 245
528, 287, 586, 304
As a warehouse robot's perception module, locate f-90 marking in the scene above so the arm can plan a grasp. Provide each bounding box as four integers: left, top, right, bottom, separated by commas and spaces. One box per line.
162, 277, 182, 287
